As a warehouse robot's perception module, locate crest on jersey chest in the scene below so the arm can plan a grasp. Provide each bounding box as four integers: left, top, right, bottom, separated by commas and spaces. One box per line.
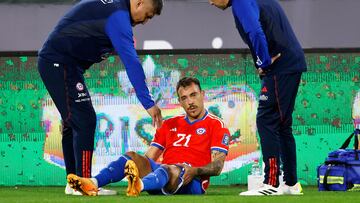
196, 128, 206, 135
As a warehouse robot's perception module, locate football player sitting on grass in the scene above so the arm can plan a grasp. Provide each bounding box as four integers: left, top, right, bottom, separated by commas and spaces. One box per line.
68, 77, 230, 196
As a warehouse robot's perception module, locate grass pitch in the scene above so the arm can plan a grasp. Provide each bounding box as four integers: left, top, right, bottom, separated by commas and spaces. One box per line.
0, 186, 358, 203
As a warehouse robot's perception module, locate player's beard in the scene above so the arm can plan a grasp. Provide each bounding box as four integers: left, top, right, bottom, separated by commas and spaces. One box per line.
187, 105, 203, 120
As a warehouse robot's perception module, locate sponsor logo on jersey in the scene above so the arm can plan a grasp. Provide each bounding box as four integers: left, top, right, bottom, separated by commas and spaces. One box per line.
78, 92, 88, 98
75, 98, 90, 103
100, 0, 113, 4
170, 128, 177, 132
222, 133, 230, 146
259, 94, 268, 101
196, 128, 206, 135
76, 82, 84, 91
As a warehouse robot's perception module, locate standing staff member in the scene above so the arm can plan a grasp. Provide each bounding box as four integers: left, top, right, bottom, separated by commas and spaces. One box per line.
38, 0, 163, 195
209, 0, 306, 195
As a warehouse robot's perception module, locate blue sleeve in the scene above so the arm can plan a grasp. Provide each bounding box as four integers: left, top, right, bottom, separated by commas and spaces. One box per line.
232, 0, 271, 68
105, 10, 155, 109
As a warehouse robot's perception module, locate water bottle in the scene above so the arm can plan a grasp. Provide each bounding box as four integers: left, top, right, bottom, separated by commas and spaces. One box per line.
354, 118, 360, 130
247, 160, 263, 190
250, 160, 262, 176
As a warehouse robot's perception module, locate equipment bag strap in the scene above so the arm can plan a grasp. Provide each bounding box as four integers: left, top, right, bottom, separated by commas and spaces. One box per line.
340, 129, 359, 160
340, 133, 355, 149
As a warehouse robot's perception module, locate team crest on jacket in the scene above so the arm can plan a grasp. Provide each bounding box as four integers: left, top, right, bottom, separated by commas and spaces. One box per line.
76, 82, 84, 91
196, 128, 206, 135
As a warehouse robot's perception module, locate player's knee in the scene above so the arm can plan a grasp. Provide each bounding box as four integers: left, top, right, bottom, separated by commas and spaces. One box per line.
162, 165, 182, 192
125, 151, 152, 177
163, 165, 180, 179
159, 165, 175, 177
160, 164, 170, 172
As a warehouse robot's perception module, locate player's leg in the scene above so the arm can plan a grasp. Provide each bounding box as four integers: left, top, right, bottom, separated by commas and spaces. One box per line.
175, 178, 206, 195
93, 153, 131, 188
125, 162, 184, 196
125, 158, 169, 196
142, 164, 206, 195
125, 151, 153, 178
68, 151, 152, 196
96, 151, 151, 188
161, 165, 184, 194
276, 73, 303, 194
67, 155, 130, 196
141, 165, 181, 194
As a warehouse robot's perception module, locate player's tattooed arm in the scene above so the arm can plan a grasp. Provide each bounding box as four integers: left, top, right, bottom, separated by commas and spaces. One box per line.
196, 150, 227, 176
182, 150, 226, 185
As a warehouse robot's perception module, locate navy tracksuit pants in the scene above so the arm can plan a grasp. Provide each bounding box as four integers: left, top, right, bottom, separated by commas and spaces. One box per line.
257, 72, 302, 187
38, 57, 95, 178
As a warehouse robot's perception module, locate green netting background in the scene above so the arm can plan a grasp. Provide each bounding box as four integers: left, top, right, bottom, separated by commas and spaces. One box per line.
0, 51, 359, 186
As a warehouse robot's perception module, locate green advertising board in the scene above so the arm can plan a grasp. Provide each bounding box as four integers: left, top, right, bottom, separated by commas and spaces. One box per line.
0, 50, 359, 186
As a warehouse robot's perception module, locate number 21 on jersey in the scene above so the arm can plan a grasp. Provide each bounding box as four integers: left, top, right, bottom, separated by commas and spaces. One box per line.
173, 134, 192, 147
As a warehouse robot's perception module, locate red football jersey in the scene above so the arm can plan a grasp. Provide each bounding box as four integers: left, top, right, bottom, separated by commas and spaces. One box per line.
150, 111, 230, 167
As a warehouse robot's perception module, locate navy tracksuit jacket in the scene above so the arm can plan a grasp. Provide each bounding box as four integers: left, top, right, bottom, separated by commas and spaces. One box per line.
231, 0, 307, 187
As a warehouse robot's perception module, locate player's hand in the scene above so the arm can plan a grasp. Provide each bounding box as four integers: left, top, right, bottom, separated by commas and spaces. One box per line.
146, 105, 163, 128
180, 164, 197, 185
